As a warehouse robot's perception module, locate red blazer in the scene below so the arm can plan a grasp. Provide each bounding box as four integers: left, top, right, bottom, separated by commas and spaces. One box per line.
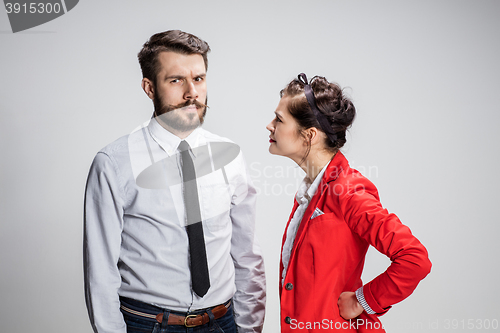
279, 152, 431, 332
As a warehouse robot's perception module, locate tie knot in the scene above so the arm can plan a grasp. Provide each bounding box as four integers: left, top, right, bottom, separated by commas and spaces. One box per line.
178, 140, 190, 152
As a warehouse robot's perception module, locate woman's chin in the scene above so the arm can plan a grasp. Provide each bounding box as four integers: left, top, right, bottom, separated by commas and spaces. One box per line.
269, 148, 286, 158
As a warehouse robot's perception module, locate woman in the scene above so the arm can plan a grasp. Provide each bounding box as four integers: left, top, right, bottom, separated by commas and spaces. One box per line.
266, 74, 431, 332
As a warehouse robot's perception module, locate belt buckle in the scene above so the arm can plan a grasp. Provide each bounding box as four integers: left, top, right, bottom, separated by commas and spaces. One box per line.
184, 314, 198, 328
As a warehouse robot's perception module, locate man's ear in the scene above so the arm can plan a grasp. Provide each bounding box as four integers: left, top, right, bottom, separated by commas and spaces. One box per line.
141, 78, 155, 100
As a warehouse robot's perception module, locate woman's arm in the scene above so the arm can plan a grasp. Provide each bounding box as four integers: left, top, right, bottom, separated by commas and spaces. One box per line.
339, 177, 432, 316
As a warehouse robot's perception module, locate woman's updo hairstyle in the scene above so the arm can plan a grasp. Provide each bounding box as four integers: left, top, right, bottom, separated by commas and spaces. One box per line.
280, 75, 356, 152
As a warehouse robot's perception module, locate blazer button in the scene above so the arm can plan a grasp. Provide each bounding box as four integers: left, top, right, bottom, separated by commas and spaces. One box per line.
285, 316, 292, 324
285, 283, 293, 290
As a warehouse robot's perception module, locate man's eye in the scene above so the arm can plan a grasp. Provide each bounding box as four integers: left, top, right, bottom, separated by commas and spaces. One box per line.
194, 77, 204, 82
170, 79, 180, 83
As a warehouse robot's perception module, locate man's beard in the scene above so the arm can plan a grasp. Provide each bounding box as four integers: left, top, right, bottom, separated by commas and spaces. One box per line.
153, 93, 208, 132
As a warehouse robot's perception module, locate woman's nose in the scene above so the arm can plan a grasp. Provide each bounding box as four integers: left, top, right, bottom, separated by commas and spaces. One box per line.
266, 121, 274, 132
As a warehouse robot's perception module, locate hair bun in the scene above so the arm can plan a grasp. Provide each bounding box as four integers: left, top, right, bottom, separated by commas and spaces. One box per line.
281, 75, 356, 150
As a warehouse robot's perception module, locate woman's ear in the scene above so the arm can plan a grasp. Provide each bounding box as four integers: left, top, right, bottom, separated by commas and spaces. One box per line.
306, 127, 330, 149
304, 127, 319, 144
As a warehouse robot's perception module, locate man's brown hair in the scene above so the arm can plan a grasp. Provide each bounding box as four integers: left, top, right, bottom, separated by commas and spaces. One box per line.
138, 30, 210, 86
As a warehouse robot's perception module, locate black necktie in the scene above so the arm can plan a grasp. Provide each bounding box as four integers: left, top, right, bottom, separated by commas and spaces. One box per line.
178, 140, 210, 297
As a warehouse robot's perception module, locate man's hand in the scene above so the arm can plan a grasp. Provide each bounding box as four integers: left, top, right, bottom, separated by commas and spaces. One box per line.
337, 291, 364, 320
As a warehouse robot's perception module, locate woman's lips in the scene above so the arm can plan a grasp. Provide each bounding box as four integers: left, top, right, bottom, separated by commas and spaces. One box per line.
269, 137, 276, 143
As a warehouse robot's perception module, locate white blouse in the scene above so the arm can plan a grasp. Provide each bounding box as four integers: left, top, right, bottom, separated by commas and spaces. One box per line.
281, 164, 328, 285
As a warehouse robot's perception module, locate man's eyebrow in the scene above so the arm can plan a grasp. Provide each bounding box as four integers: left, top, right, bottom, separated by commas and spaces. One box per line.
164, 73, 206, 80
164, 75, 185, 80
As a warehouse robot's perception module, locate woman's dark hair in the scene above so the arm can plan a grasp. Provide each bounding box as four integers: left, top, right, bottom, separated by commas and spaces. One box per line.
138, 30, 210, 86
280, 75, 356, 158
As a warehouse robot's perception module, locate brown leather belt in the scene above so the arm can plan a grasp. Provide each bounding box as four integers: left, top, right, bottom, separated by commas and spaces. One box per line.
120, 300, 230, 328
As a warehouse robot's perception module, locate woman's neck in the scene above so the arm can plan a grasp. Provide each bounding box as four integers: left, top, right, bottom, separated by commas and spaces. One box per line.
300, 149, 337, 181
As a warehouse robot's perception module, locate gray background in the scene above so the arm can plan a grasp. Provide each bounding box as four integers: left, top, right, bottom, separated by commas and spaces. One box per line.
1, 1, 499, 332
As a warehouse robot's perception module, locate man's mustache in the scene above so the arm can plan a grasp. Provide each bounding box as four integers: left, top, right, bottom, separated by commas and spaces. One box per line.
172, 99, 208, 110
156, 99, 209, 115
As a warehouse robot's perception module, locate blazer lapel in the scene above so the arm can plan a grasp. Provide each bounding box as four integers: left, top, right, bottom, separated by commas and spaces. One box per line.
280, 199, 299, 293
287, 152, 348, 268
290, 180, 328, 257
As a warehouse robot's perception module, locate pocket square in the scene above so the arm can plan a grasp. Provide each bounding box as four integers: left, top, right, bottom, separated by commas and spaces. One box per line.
311, 208, 324, 219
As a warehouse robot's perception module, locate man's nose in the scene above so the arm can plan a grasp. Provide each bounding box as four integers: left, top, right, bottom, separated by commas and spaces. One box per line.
184, 81, 198, 100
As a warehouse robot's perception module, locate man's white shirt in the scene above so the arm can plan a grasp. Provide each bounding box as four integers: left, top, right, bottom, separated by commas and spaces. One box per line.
84, 118, 266, 333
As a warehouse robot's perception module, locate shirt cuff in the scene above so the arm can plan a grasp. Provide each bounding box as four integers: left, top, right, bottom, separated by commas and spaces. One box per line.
355, 287, 376, 315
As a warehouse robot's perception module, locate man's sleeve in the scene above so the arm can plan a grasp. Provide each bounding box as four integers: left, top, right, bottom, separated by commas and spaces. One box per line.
84, 152, 127, 333
340, 178, 432, 316
228, 153, 266, 333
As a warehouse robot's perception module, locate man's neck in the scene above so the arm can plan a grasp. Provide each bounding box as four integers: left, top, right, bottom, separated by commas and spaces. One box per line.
155, 118, 198, 139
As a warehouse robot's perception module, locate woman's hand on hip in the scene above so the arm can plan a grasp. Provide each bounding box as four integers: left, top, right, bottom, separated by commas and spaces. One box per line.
338, 291, 364, 320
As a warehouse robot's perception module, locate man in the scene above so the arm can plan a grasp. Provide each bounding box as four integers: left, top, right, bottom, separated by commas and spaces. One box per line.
84, 30, 266, 333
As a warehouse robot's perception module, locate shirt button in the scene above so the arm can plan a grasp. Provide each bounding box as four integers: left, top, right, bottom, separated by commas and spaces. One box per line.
285, 316, 292, 324
285, 283, 293, 290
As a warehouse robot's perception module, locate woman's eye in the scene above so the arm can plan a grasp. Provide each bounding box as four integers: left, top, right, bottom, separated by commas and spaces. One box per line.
275, 117, 282, 123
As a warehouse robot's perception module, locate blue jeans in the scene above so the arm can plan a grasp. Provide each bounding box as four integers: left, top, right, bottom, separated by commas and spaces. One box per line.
120, 297, 237, 333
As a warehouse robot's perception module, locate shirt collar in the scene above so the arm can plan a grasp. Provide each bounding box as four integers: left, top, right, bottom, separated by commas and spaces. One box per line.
322, 151, 349, 183
295, 163, 329, 204
147, 117, 206, 157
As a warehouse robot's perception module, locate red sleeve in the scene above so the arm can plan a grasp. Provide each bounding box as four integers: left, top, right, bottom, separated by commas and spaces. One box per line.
339, 176, 431, 315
